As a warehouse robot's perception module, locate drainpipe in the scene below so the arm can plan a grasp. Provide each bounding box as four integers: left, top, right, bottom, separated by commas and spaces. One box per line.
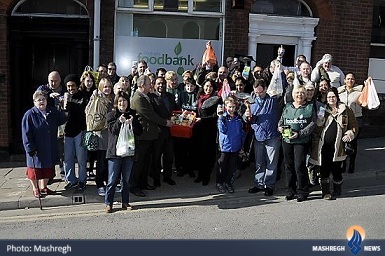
93, 0, 101, 70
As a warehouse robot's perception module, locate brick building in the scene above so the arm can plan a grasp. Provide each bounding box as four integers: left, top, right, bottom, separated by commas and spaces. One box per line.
0, 0, 384, 159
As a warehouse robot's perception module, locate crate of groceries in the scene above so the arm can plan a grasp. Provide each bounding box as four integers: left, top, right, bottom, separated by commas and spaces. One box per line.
170, 110, 196, 138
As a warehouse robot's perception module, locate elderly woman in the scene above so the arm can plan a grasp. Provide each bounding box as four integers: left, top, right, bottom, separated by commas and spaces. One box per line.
309, 88, 358, 199
337, 72, 364, 173
22, 91, 67, 198
278, 85, 316, 202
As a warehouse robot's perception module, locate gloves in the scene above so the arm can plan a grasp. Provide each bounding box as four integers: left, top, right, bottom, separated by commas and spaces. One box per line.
28, 151, 37, 157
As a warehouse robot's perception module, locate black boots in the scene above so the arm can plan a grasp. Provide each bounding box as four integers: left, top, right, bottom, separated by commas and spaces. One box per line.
319, 178, 333, 200
333, 180, 343, 197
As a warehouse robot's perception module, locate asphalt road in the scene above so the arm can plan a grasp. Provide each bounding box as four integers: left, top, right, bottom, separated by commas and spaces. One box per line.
0, 182, 384, 240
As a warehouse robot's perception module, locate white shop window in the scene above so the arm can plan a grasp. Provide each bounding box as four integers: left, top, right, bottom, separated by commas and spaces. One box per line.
116, 13, 220, 40
117, 0, 223, 13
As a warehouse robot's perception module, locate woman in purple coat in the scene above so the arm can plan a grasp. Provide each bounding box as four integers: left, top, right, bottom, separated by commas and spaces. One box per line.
22, 91, 67, 198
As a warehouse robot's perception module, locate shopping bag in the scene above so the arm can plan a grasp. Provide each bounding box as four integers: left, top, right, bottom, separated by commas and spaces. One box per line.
201, 41, 217, 67
267, 65, 283, 96
367, 78, 380, 110
116, 122, 135, 157
358, 80, 369, 107
85, 95, 109, 131
220, 78, 232, 101
81, 131, 99, 151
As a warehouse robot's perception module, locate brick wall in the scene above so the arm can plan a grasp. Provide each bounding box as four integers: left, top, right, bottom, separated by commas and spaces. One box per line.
223, 0, 251, 64
309, 0, 373, 84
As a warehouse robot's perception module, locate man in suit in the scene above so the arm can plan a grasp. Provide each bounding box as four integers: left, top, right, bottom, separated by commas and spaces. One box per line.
129, 75, 172, 197
150, 76, 177, 186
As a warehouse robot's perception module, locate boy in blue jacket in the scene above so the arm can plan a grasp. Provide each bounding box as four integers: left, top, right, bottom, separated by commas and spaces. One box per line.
216, 97, 246, 193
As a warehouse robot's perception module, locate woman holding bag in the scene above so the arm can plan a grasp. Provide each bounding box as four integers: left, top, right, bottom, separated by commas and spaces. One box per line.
337, 73, 363, 173
104, 92, 142, 213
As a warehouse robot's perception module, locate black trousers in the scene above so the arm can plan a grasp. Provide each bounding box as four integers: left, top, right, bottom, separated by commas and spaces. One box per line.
153, 129, 174, 181
130, 140, 154, 191
320, 144, 343, 182
216, 152, 238, 184
282, 141, 309, 197
95, 150, 107, 188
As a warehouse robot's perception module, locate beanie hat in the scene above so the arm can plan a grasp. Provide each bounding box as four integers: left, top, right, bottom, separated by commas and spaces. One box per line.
64, 74, 80, 86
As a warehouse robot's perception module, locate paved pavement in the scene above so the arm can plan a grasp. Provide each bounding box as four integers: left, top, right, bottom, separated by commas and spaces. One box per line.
0, 137, 384, 211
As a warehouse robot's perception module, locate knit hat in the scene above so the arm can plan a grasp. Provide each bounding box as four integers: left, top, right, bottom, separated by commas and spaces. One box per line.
64, 74, 80, 86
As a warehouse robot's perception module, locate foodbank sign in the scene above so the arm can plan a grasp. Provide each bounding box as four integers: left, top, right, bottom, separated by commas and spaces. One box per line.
115, 36, 222, 76
137, 42, 194, 75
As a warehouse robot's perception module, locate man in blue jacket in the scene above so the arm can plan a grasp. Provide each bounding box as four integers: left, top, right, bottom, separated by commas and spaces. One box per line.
245, 79, 282, 196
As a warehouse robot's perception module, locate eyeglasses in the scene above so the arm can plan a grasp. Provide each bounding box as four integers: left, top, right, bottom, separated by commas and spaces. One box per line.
108, 68, 116, 71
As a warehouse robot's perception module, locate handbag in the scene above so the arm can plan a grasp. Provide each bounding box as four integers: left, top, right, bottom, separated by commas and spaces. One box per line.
81, 131, 99, 151
344, 142, 355, 156
116, 122, 135, 157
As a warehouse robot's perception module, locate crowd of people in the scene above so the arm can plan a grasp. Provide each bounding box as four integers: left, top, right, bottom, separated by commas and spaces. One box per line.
21, 52, 368, 212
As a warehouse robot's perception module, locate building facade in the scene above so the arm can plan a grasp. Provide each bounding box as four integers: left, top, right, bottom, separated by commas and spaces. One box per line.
0, 0, 384, 159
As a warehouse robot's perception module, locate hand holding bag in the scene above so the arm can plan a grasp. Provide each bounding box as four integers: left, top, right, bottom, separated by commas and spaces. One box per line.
267, 64, 283, 96
367, 77, 380, 110
116, 122, 135, 157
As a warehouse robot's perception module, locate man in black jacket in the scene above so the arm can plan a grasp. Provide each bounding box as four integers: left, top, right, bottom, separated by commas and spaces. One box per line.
149, 76, 177, 186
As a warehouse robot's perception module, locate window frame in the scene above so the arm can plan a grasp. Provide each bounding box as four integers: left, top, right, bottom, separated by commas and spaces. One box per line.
116, 0, 225, 16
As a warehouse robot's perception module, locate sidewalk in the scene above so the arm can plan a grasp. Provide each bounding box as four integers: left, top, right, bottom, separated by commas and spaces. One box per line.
1, 137, 385, 211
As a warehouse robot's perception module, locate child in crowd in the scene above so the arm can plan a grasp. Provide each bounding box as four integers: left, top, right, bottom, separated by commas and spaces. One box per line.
216, 97, 246, 193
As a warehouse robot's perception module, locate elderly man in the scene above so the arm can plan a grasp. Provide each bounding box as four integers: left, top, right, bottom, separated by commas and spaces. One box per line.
129, 75, 172, 197
311, 53, 345, 88
37, 71, 66, 108
37, 71, 67, 179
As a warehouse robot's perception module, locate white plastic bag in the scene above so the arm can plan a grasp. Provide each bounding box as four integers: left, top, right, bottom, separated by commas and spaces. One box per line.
368, 78, 380, 110
267, 65, 283, 96
116, 122, 135, 157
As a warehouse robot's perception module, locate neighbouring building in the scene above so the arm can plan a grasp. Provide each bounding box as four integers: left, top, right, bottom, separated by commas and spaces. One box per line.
0, 0, 385, 159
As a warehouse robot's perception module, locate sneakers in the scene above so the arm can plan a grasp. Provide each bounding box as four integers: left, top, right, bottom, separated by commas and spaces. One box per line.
64, 182, 78, 190
115, 185, 122, 193
97, 187, 106, 196
224, 183, 234, 193
105, 205, 113, 213
77, 182, 86, 192
216, 183, 226, 193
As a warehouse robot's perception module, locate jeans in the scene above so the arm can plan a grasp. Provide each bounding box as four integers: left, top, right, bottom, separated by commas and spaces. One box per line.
105, 157, 134, 206
253, 137, 281, 189
64, 133, 87, 184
